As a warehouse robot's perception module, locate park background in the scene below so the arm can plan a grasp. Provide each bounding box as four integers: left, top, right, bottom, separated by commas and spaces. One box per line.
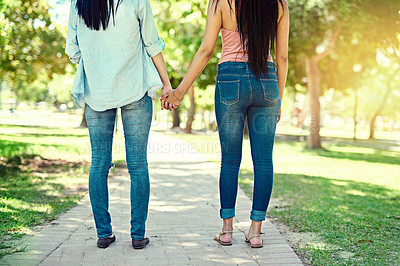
0, 0, 399, 265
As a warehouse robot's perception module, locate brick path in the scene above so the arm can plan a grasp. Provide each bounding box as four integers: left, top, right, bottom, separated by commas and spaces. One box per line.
1, 132, 302, 265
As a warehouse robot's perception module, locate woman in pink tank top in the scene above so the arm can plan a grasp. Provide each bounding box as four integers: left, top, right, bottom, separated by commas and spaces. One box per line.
162, 0, 289, 248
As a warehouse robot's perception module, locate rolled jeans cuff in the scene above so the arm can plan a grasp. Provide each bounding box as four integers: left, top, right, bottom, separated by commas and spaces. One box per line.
250, 210, 266, 222
220, 208, 235, 220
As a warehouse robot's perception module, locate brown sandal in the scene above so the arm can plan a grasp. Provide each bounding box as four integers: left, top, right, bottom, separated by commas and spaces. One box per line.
214, 231, 233, 246
245, 233, 264, 248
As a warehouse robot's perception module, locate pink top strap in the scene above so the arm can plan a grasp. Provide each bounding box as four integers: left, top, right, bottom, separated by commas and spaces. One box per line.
219, 28, 273, 64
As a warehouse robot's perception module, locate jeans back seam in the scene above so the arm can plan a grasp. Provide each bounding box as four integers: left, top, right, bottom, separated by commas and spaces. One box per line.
248, 73, 253, 104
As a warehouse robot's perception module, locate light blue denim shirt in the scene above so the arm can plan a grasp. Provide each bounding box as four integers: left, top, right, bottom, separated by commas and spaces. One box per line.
65, 0, 165, 111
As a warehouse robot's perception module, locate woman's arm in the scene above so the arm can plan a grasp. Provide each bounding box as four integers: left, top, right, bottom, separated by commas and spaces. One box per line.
162, 0, 222, 106
138, 0, 173, 109
151, 52, 174, 110
276, 0, 289, 102
151, 53, 171, 89
65, 0, 81, 64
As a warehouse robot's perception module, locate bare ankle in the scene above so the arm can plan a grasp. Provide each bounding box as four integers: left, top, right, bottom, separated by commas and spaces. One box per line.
249, 221, 262, 235
222, 218, 233, 232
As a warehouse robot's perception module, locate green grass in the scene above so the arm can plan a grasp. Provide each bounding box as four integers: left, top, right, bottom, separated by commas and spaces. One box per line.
173, 132, 400, 265
0, 124, 90, 258
267, 173, 399, 265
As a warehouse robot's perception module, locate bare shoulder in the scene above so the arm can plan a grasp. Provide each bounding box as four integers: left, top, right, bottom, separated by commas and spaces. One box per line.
210, 0, 233, 12
278, 0, 289, 21
279, 0, 289, 8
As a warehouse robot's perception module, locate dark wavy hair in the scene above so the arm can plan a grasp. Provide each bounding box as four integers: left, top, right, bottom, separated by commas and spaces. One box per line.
76, 0, 123, 31
213, 0, 284, 76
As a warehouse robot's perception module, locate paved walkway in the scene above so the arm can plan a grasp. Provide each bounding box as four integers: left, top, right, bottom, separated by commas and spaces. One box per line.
1, 132, 302, 265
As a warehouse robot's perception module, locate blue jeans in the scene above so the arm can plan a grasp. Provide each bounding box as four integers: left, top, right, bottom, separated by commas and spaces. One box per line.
215, 62, 281, 222
85, 94, 152, 240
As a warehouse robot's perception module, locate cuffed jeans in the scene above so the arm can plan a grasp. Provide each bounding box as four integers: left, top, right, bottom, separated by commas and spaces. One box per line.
215, 62, 281, 222
85, 94, 152, 240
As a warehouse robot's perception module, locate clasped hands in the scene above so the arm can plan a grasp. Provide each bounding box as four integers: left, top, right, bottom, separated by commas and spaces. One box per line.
159, 86, 183, 111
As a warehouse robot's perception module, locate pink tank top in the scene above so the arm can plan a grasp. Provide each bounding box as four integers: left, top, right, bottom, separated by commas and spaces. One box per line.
219, 28, 273, 64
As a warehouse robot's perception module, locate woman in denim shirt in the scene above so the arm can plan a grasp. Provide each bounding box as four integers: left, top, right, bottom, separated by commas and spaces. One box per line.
66, 0, 173, 249
163, 0, 289, 248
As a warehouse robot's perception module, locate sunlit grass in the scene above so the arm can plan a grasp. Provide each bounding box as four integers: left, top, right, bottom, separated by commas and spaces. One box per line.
267, 173, 400, 265
0, 123, 90, 258
0, 124, 89, 160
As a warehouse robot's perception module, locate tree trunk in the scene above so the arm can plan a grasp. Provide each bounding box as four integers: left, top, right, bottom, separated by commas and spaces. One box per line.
305, 56, 322, 149
353, 87, 358, 140
13, 89, 19, 110
172, 108, 180, 128
184, 86, 195, 133
303, 26, 341, 148
369, 116, 376, 140
80, 110, 87, 128
292, 90, 297, 126
369, 67, 400, 139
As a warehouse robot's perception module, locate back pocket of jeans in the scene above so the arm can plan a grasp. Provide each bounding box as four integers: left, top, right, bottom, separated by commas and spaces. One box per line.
123, 95, 146, 109
218, 80, 240, 106
260, 79, 280, 103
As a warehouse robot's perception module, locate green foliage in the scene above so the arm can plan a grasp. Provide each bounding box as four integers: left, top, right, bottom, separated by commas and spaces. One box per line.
287, 0, 400, 126
153, 0, 221, 111
0, 0, 69, 104
47, 66, 77, 106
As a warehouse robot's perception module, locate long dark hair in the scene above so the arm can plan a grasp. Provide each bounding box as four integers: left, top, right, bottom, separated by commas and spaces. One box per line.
213, 0, 284, 76
76, 0, 123, 31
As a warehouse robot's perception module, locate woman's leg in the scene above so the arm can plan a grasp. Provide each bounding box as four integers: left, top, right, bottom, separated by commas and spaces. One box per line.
243, 63, 281, 245
247, 105, 279, 220
246, 103, 280, 244
85, 105, 116, 239
216, 106, 246, 220
214, 71, 249, 242
121, 95, 152, 240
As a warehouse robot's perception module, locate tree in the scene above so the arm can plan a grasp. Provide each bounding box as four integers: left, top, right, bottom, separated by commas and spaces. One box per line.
154, 0, 221, 132
288, 0, 354, 148
287, 0, 400, 148
360, 1, 400, 139
0, 0, 69, 107
369, 66, 400, 139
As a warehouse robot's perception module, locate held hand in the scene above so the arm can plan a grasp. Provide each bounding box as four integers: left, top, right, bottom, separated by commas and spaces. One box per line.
161, 89, 182, 109
160, 86, 175, 111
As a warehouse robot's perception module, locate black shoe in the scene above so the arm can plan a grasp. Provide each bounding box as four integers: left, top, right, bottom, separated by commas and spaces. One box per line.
132, 237, 149, 249
97, 234, 116, 248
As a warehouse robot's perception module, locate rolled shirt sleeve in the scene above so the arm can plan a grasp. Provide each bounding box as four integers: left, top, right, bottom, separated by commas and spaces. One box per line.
138, 0, 165, 57
65, 0, 81, 64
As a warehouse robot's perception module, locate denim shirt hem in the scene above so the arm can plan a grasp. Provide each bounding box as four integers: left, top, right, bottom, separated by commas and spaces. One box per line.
80, 82, 162, 112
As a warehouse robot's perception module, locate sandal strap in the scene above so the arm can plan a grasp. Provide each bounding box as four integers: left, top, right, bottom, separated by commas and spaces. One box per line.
219, 230, 233, 236
246, 232, 265, 241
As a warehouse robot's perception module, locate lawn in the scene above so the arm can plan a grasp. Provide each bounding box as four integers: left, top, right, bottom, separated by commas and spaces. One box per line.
174, 131, 400, 265
0, 123, 91, 258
